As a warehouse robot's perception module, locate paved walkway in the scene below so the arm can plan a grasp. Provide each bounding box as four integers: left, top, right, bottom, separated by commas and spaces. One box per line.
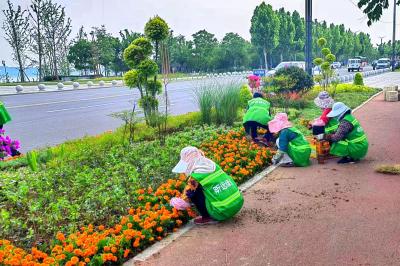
136, 93, 400, 266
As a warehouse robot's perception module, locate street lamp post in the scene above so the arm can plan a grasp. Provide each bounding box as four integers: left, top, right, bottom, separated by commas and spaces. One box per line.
1, 60, 9, 83
305, 0, 313, 76
392, 0, 397, 71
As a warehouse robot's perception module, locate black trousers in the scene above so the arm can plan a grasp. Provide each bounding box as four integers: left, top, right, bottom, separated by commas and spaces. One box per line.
243, 121, 274, 141
187, 186, 210, 218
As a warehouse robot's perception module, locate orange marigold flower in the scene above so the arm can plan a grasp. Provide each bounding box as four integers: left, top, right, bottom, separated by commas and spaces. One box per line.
156, 226, 163, 233
70, 256, 79, 264
56, 232, 66, 242
123, 249, 130, 258
98, 225, 105, 231
85, 258, 90, 263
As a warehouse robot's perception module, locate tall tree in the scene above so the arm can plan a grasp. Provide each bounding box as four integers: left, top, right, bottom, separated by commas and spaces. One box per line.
67, 39, 92, 74
275, 8, 295, 62
29, 0, 50, 81
2, 0, 30, 82
250, 2, 280, 70
192, 30, 218, 72
42, 1, 71, 78
292, 10, 305, 60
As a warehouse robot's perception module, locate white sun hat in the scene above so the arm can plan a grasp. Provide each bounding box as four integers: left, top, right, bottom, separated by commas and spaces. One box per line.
327, 102, 351, 118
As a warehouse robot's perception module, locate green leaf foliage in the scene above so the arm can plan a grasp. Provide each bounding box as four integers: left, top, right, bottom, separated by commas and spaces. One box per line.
123, 37, 153, 68
144, 16, 169, 42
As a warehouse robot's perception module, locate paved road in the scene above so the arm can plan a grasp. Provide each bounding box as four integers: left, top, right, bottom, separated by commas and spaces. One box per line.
1, 77, 244, 152
335, 66, 373, 76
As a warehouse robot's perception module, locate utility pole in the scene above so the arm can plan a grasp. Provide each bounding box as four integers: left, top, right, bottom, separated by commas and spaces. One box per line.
392, 0, 397, 71
305, 0, 313, 76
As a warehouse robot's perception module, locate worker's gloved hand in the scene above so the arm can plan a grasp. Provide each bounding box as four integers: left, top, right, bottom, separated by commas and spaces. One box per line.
272, 151, 285, 165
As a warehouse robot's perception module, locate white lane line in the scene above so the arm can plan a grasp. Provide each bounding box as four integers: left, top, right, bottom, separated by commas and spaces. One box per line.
46, 102, 119, 113
47, 102, 176, 113
7, 93, 134, 109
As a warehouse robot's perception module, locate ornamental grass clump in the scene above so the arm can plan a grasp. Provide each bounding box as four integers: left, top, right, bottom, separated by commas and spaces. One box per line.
194, 85, 214, 125
213, 82, 242, 126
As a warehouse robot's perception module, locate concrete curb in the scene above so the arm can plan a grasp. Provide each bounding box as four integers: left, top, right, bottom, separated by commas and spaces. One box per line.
0, 84, 124, 97
126, 164, 279, 265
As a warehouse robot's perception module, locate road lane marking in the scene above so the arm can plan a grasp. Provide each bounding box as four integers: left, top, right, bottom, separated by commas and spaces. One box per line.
46, 102, 119, 113
7, 93, 134, 109
46, 103, 176, 113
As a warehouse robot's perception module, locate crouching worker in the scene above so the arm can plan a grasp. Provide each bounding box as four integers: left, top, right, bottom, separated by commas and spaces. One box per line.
0, 101, 12, 130
324, 102, 368, 164
170, 146, 244, 225
268, 113, 311, 167
243, 92, 274, 144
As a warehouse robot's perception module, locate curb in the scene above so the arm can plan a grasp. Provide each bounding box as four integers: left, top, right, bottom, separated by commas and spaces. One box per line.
126, 164, 278, 265
0, 84, 124, 97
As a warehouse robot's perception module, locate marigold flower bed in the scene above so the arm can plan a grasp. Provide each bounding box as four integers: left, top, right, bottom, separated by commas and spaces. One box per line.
0, 129, 274, 265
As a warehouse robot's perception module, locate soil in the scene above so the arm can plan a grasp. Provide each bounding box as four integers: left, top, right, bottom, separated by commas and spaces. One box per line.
137, 93, 400, 266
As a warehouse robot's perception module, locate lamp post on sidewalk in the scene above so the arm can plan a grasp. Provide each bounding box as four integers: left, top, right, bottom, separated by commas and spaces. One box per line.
1, 60, 9, 83
305, 0, 313, 76
392, 0, 397, 71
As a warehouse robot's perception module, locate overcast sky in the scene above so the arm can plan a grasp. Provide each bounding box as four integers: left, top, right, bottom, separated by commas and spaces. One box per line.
0, 0, 396, 66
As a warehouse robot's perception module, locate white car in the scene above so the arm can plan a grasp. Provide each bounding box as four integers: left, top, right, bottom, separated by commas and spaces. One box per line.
331, 62, 341, 69
347, 59, 362, 72
376, 58, 391, 69
266, 61, 306, 76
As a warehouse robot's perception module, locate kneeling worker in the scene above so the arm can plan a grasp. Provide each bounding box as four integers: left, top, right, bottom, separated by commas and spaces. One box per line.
171, 146, 243, 225
268, 113, 311, 167
243, 92, 273, 143
324, 102, 368, 164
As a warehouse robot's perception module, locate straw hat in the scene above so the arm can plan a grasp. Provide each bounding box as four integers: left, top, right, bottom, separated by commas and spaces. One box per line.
314, 91, 334, 109
268, 113, 293, 134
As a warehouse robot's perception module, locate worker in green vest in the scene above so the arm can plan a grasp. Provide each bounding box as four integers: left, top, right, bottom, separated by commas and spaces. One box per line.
0, 101, 11, 130
310, 91, 339, 134
324, 102, 368, 164
243, 92, 273, 143
171, 146, 244, 225
268, 113, 311, 167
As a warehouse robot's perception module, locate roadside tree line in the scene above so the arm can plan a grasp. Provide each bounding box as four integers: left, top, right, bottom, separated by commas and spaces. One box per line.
2, 0, 71, 82
3, 0, 383, 82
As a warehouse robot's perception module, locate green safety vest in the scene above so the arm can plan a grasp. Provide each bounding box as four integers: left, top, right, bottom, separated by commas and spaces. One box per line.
330, 114, 368, 160
191, 165, 244, 221
243, 98, 271, 126
287, 127, 311, 167
0, 102, 11, 125
324, 118, 339, 134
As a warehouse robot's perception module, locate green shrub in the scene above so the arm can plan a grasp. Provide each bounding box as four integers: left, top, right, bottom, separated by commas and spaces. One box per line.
274, 66, 314, 93
353, 73, 364, 86
239, 84, 253, 108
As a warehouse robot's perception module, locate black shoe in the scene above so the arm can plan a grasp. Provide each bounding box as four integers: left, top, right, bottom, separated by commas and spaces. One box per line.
337, 157, 357, 164
280, 162, 295, 167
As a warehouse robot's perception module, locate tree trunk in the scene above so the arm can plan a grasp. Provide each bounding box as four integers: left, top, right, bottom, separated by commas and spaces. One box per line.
37, 12, 43, 82
10, 18, 25, 82
263, 47, 268, 70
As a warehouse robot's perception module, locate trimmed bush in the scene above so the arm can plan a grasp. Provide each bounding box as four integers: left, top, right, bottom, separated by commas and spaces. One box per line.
353, 73, 364, 86
239, 84, 253, 108
274, 66, 314, 93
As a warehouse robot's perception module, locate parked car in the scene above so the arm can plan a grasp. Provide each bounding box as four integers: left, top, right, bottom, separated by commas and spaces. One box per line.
347, 58, 362, 72
266, 61, 305, 76
376, 58, 391, 69
331, 62, 341, 69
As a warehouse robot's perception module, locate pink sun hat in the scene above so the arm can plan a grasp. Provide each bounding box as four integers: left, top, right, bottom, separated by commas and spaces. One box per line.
268, 113, 293, 133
